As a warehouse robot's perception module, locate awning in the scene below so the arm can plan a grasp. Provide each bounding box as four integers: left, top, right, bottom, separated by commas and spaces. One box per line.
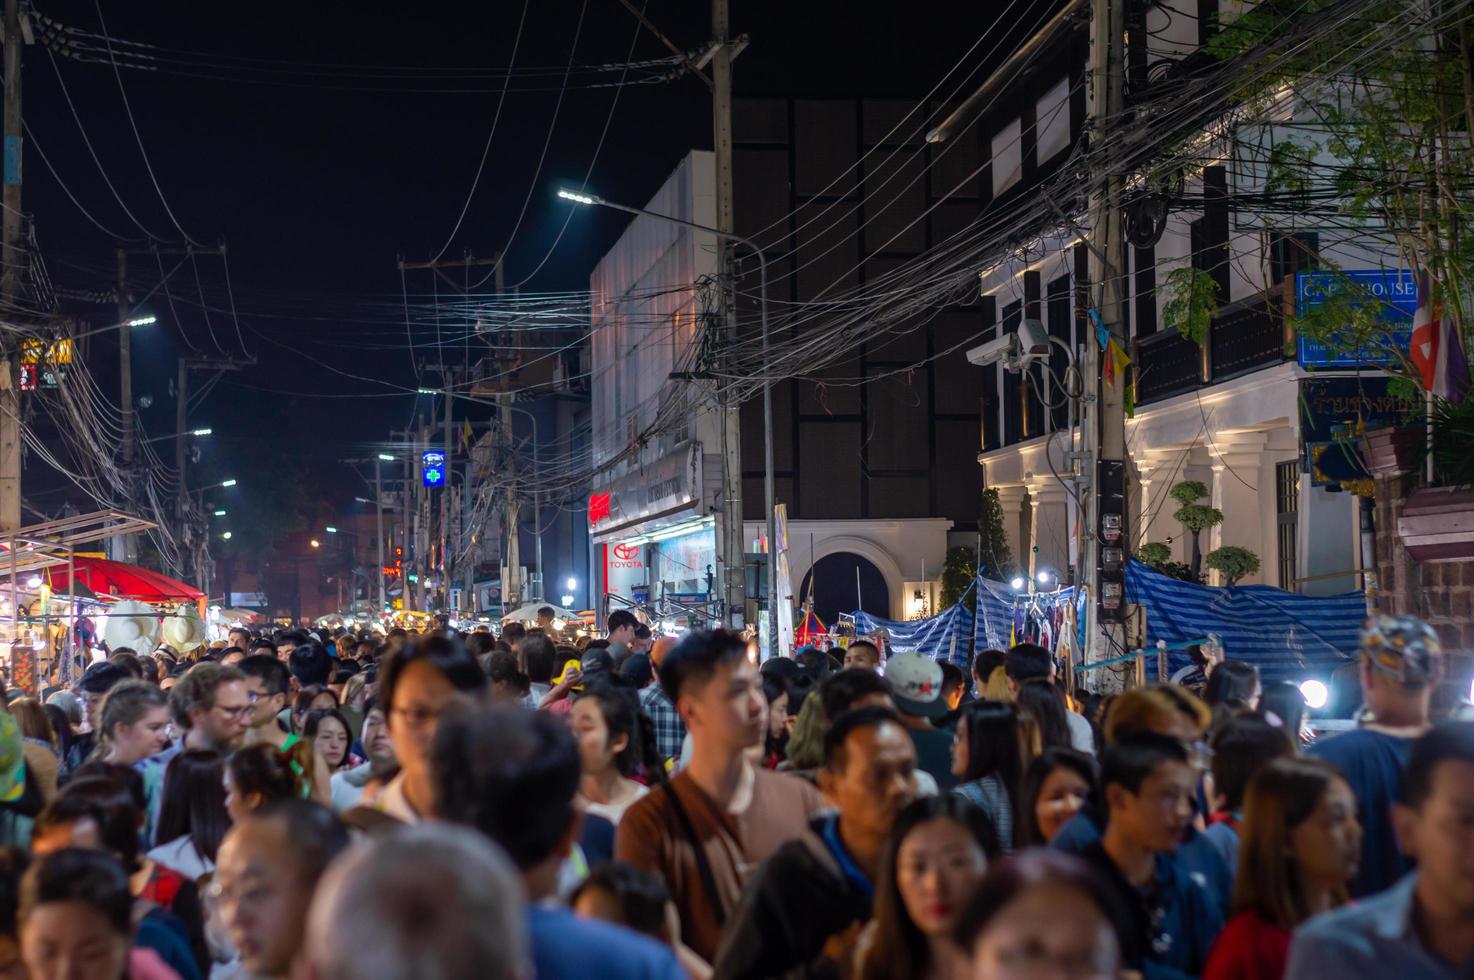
45, 557, 203, 604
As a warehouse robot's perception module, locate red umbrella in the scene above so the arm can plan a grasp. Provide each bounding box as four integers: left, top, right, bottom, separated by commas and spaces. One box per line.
44, 556, 203, 604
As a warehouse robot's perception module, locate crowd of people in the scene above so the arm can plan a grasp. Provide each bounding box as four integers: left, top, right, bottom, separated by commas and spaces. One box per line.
0, 606, 1470, 978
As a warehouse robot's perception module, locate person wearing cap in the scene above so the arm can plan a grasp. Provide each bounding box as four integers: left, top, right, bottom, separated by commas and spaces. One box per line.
1309, 614, 1443, 898
69, 661, 133, 772
884, 652, 960, 792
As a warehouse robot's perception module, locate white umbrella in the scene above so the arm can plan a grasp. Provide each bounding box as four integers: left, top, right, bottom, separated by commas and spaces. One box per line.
500, 602, 585, 624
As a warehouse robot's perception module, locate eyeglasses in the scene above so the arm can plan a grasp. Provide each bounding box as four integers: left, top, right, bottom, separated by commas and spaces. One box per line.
213, 702, 255, 720
389, 705, 442, 729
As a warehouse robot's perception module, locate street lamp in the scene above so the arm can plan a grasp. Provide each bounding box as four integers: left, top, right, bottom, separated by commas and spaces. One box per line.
557, 186, 776, 653
219, 479, 237, 488
310, 539, 321, 549
213, 509, 227, 517
142, 427, 212, 445
325, 526, 338, 534
68, 315, 157, 343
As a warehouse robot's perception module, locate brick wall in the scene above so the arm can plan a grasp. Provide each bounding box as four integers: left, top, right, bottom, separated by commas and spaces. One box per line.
1374, 474, 1474, 652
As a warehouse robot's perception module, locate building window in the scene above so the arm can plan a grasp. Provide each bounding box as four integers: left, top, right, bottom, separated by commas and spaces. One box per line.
1269, 231, 1319, 284
1275, 460, 1299, 590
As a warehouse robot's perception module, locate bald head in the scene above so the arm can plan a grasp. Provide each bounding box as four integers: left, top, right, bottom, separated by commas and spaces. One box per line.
303, 823, 525, 980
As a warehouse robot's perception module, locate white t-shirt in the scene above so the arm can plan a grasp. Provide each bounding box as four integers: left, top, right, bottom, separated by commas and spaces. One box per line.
147, 835, 213, 881
583, 782, 650, 826
1065, 709, 1095, 755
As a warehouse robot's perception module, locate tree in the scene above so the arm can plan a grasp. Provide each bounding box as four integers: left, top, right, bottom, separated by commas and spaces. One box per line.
939, 546, 978, 609
1170, 481, 1223, 578
1135, 541, 1205, 585
977, 487, 1018, 582
1206, 546, 1261, 587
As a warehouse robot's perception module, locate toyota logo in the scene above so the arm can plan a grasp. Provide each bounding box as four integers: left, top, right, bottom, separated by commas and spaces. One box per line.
612, 543, 640, 561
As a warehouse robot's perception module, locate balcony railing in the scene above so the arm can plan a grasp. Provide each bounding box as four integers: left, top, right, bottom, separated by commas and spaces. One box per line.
1134, 292, 1290, 407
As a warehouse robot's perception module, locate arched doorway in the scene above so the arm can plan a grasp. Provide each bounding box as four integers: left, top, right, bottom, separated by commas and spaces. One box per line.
798, 552, 890, 628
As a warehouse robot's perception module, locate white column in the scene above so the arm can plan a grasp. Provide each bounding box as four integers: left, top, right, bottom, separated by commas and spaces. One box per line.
1026, 478, 1072, 583
1132, 451, 1176, 552
991, 484, 1030, 578
1209, 433, 1268, 585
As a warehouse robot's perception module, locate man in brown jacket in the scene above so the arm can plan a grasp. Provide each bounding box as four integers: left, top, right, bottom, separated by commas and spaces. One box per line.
616, 630, 824, 963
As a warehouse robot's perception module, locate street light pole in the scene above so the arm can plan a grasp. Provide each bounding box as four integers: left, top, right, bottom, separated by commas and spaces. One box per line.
557, 189, 776, 654
375, 455, 388, 612
502, 403, 542, 601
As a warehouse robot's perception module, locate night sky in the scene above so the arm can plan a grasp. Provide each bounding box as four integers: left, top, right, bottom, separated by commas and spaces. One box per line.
23, 0, 1047, 521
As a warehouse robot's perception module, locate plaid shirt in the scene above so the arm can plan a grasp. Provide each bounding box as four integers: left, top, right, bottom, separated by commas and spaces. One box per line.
638, 684, 686, 763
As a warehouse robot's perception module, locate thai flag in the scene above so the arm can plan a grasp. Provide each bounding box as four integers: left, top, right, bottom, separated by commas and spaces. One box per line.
1410, 272, 1469, 402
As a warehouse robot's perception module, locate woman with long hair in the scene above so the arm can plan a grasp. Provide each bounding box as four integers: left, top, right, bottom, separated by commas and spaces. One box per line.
1017, 747, 1098, 846
147, 749, 230, 880
1202, 757, 1361, 980
1015, 679, 1073, 753
571, 683, 660, 825
303, 708, 360, 773
290, 685, 338, 735
761, 675, 791, 768
950, 701, 1024, 852
94, 681, 173, 766
856, 795, 997, 980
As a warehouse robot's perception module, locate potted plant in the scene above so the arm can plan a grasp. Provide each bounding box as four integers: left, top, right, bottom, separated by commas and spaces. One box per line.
1170, 481, 1223, 579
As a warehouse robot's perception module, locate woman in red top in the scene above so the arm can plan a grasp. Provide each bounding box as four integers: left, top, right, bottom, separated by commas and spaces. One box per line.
1203, 757, 1362, 980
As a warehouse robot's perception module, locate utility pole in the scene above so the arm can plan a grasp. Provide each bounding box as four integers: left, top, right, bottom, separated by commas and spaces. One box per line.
1085, 0, 1128, 684
0, 0, 23, 537
114, 248, 134, 561
441, 370, 453, 612
374, 455, 386, 612
711, 0, 746, 629
176, 355, 243, 585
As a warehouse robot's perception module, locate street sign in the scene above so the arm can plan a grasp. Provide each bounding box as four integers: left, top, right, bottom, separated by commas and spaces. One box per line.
422, 450, 446, 488
1295, 269, 1417, 368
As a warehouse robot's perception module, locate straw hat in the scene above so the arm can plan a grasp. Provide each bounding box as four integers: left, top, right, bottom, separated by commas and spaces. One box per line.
161, 604, 207, 653
102, 600, 160, 654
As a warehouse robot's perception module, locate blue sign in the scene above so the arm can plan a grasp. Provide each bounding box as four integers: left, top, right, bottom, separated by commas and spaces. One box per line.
1295, 270, 1418, 368
422, 450, 446, 488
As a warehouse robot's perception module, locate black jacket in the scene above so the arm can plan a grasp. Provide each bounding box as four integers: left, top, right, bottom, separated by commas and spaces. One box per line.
712, 816, 872, 980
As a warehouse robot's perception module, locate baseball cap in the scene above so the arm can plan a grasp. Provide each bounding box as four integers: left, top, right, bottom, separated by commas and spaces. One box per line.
0, 713, 26, 803
885, 652, 949, 720
1360, 614, 1442, 686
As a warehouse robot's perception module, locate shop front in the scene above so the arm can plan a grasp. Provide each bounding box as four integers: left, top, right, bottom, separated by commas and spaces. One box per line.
590, 443, 719, 625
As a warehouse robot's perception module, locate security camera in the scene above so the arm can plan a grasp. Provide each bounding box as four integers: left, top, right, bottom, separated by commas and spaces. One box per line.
966, 319, 1049, 373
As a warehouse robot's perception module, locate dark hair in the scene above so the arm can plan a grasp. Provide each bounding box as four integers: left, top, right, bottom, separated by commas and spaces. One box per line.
1016, 678, 1073, 752
227, 743, 306, 811
952, 850, 1119, 962
820, 668, 892, 721
485, 650, 528, 688
464, 632, 497, 659
251, 799, 350, 886
575, 682, 661, 783
633, 624, 652, 641
78, 661, 131, 695
19, 848, 133, 935
1259, 680, 1307, 734
1204, 660, 1261, 707
303, 709, 356, 770
293, 685, 337, 729
571, 862, 670, 939
1004, 644, 1052, 684
278, 630, 310, 649
43, 704, 75, 762
0, 847, 27, 940
939, 662, 966, 696
288, 643, 334, 688
154, 750, 230, 863
537, 606, 556, 619
237, 654, 292, 696
377, 634, 487, 714
36, 777, 142, 870
106, 653, 145, 680
1100, 732, 1189, 798
1210, 713, 1295, 812
796, 647, 839, 680
823, 705, 903, 771
620, 653, 655, 689
1018, 748, 1099, 846
859, 796, 1000, 980
972, 648, 1006, 680
606, 610, 639, 634
431, 706, 582, 869
1402, 721, 1474, 809
68, 762, 146, 815
248, 638, 278, 657
957, 701, 1024, 792
500, 622, 526, 645
519, 634, 558, 684
845, 639, 880, 662
657, 629, 748, 703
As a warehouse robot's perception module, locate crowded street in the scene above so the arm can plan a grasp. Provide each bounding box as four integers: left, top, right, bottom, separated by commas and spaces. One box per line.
3, 0, 1474, 977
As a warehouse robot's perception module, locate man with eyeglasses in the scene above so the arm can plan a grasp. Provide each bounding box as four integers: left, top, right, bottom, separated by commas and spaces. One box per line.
237, 655, 295, 753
